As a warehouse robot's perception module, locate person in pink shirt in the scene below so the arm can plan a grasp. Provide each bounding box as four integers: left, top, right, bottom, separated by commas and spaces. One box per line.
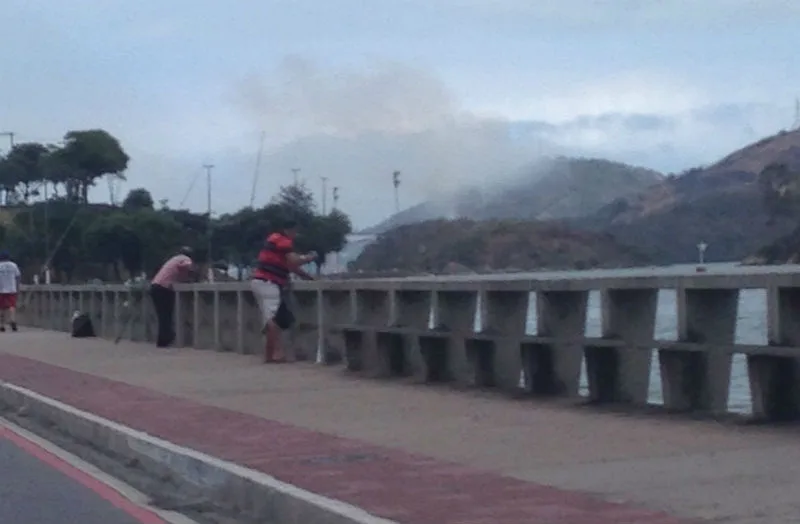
150, 246, 196, 347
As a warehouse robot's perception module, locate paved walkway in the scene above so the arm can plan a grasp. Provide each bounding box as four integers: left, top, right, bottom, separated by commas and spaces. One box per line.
0, 331, 799, 523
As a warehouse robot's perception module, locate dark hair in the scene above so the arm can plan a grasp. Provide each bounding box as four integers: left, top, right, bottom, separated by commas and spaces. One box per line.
0, 250, 9, 261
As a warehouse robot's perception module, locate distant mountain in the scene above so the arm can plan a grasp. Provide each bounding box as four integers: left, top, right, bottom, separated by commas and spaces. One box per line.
362, 157, 663, 234
353, 219, 652, 273
575, 128, 800, 263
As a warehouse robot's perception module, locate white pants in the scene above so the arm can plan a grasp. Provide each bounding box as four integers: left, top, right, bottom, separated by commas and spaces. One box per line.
250, 280, 282, 324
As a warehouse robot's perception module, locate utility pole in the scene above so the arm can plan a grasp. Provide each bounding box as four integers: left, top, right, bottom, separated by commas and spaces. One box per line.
0, 131, 14, 151
203, 163, 215, 282
793, 98, 800, 130
332, 186, 340, 210
320, 176, 329, 214
291, 167, 300, 186
392, 170, 401, 213
0, 132, 13, 205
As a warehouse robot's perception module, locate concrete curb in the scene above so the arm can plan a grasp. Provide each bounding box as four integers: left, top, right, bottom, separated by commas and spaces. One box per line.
0, 381, 397, 524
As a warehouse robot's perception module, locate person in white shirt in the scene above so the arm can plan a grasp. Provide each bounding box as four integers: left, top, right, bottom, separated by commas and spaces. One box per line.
0, 250, 21, 332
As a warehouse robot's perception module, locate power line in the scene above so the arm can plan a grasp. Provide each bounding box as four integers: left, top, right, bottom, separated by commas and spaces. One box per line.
179, 168, 204, 208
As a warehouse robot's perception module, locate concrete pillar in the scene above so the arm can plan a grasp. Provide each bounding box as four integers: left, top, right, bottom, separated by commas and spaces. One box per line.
748, 286, 800, 421
319, 290, 354, 365
587, 288, 658, 404
289, 289, 320, 361
212, 289, 221, 350
213, 290, 237, 352
349, 289, 392, 375
432, 290, 478, 384
481, 290, 529, 391
112, 291, 122, 341
235, 290, 245, 353
240, 290, 262, 356
660, 288, 738, 414
536, 290, 589, 397
194, 290, 215, 349
377, 289, 432, 378
175, 290, 185, 346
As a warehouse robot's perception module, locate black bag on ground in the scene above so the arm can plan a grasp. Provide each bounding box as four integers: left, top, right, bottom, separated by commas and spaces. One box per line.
71, 313, 96, 338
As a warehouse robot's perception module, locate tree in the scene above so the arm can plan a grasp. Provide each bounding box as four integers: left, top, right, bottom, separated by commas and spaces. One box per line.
122, 188, 155, 210
0, 128, 354, 282
0, 142, 50, 204
59, 130, 130, 203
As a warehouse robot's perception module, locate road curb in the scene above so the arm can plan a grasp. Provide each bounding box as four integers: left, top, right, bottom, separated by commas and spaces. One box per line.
0, 381, 397, 524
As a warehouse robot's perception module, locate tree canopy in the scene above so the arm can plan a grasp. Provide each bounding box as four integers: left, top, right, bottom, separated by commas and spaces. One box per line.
0, 129, 352, 282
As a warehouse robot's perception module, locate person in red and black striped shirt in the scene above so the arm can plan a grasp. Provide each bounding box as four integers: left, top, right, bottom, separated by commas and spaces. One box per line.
250, 219, 317, 363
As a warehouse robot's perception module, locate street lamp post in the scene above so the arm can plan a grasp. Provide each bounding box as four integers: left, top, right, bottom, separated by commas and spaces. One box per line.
203, 163, 215, 282
320, 176, 329, 214
697, 241, 708, 265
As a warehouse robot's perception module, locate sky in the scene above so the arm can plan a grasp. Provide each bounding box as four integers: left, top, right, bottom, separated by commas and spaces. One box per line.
2, 0, 799, 229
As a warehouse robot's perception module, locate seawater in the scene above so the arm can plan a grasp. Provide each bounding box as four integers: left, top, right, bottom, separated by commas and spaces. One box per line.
467, 277, 765, 414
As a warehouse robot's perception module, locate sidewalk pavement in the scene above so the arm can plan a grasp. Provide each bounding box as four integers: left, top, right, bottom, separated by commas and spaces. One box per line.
1, 330, 799, 523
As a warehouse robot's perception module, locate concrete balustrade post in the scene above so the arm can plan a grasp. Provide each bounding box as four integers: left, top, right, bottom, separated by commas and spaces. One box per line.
660, 288, 738, 414
481, 290, 530, 391
174, 290, 185, 347
214, 290, 238, 352
289, 288, 321, 361
68, 291, 76, 323
380, 289, 432, 379
78, 292, 85, 320
194, 290, 215, 349
44, 289, 54, 330
319, 289, 354, 365
748, 286, 800, 421
212, 289, 221, 350
431, 290, 478, 384
348, 289, 392, 375
589, 288, 658, 404
235, 289, 245, 353
536, 290, 589, 397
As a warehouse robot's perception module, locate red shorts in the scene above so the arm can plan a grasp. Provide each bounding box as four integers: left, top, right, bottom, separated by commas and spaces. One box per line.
0, 293, 17, 310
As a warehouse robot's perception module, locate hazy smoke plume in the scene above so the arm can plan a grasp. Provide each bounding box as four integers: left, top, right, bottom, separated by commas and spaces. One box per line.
233, 56, 552, 219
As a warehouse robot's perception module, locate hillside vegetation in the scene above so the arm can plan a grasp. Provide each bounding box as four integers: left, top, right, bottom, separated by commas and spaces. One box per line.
363, 157, 663, 234
574, 128, 800, 263
353, 219, 651, 273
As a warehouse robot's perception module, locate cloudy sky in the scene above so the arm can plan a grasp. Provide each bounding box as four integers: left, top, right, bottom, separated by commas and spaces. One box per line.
2, 0, 799, 228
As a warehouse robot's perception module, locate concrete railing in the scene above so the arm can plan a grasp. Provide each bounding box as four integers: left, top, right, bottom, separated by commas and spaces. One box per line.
17, 266, 800, 423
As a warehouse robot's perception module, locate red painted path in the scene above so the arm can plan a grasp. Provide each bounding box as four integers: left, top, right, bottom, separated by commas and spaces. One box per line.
0, 354, 691, 524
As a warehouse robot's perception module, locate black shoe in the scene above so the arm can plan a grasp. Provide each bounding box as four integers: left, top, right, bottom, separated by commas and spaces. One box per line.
10, 322, 17, 332
0, 326, 5, 332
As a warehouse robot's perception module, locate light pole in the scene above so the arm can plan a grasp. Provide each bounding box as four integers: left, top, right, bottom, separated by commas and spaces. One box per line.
320, 176, 328, 214
392, 171, 400, 213
0, 133, 14, 205
332, 186, 340, 210
697, 241, 708, 265
0, 131, 14, 150
291, 167, 300, 186
203, 163, 215, 282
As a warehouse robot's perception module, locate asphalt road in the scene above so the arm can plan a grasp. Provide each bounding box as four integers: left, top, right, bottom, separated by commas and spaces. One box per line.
0, 428, 165, 524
